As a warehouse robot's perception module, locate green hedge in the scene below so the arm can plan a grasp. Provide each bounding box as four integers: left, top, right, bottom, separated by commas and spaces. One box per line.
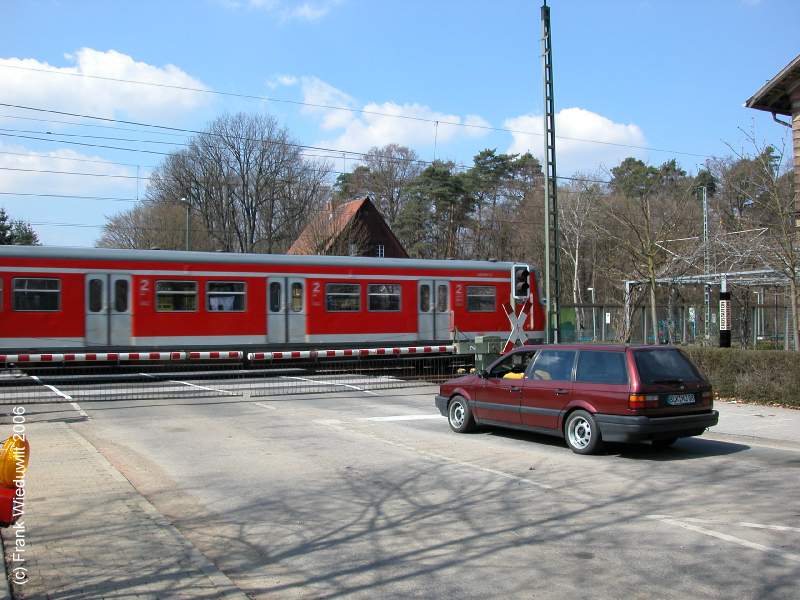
683, 347, 800, 407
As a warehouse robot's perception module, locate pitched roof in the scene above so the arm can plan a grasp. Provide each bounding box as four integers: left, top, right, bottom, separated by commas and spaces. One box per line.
287, 197, 368, 255
745, 53, 800, 116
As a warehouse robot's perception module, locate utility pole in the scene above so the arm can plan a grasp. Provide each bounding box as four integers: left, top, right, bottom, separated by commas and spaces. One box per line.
182, 197, 190, 251
701, 186, 711, 342
541, 0, 560, 343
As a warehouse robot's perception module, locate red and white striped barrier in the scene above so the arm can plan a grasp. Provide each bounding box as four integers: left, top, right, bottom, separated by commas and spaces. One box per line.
0, 351, 185, 363
0, 345, 454, 364
187, 351, 244, 360
248, 345, 455, 361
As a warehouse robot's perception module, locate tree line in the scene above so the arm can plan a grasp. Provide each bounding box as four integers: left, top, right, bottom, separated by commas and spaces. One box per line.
99, 112, 796, 346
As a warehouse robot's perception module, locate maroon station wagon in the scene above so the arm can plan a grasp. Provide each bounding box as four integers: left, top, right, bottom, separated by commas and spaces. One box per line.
435, 344, 719, 454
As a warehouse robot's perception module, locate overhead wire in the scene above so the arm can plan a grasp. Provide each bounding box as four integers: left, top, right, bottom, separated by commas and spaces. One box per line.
0, 66, 716, 158
0, 122, 613, 185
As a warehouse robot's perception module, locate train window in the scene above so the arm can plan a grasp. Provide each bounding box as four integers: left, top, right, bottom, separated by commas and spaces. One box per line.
326, 283, 360, 312
114, 280, 129, 312
419, 284, 430, 313
207, 281, 246, 312
269, 282, 282, 312
466, 286, 496, 312
291, 283, 303, 313
89, 278, 104, 313
368, 284, 401, 312
13, 278, 60, 311
437, 284, 448, 312
156, 281, 197, 312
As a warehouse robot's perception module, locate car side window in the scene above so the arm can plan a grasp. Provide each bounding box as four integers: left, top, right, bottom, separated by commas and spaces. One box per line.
489, 352, 535, 379
575, 351, 629, 384
528, 350, 576, 382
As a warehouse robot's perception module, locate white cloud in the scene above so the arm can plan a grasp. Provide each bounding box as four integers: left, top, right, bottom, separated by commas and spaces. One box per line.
224, 0, 341, 21
293, 76, 490, 153
0, 142, 144, 245
0, 48, 210, 121
266, 74, 299, 89
504, 107, 647, 174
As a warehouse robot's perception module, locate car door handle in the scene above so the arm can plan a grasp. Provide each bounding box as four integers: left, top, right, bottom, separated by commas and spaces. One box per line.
554, 388, 569, 395
510, 386, 521, 392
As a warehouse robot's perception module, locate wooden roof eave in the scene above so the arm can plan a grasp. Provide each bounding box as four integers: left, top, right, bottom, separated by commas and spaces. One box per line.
744, 53, 800, 116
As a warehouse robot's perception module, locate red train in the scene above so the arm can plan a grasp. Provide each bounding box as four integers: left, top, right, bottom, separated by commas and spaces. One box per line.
0, 246, 545, 352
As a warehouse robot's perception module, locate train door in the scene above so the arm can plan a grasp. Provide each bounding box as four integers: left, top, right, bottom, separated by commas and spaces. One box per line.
85, 273, 132, 346
418, 280, 451, 342
267, 277, 306, 344
417, 280, 434, 341
267, 278, 286, 344
286, 277, 305, 343
434, 281, 451, 341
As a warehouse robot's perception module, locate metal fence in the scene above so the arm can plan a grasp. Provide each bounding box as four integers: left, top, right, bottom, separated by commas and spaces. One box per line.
0, 353, 474, 406
560, 299, 796, 350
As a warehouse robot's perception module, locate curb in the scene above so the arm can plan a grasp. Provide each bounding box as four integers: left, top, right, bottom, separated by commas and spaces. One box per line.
704, 431, 800, 452
67, 427, 250, 600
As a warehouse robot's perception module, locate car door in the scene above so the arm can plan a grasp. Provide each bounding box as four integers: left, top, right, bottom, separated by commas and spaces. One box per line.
572, 350, 631, 416
473, 350, 536, 426
520, 349, 576, 430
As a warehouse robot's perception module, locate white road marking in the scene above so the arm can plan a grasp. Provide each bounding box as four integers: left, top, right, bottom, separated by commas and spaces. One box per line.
646, 515, 800, 563
140, 373, 235, 395
280, 375, 380, 396
738, 522, 800, 533
31, 375, 88, 418
677, 517, 800, 534
359, 414, 441, 422
254, 402, 277, 411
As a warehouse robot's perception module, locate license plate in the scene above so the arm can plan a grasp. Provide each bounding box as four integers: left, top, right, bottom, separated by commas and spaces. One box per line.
666, 393, 695, 406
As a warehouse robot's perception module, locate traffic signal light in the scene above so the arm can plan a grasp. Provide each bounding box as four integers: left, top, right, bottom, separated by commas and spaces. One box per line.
513, 265, 530, 300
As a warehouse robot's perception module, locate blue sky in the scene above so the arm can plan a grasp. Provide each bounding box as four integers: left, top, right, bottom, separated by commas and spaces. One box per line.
1, 0, 797, 246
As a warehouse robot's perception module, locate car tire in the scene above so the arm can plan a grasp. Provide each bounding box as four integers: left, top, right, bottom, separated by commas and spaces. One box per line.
652, 437, 678, 448
564, 410, 602, 455
448, 395, 475, 433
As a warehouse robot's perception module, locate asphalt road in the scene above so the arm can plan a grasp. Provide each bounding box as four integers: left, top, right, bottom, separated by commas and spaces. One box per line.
17, 382, 800, 599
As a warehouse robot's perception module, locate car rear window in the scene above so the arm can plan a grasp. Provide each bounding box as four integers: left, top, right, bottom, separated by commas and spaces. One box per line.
633, 349, 703, 384
576, 351, 628, 385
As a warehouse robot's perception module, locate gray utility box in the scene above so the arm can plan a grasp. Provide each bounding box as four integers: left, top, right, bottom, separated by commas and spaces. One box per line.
473, 335, 504, 372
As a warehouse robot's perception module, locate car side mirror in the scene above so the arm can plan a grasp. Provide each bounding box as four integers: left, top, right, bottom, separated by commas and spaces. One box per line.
478, 369, 489, 379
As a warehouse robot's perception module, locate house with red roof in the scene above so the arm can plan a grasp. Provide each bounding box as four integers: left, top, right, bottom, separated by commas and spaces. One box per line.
287, 197, 408, 258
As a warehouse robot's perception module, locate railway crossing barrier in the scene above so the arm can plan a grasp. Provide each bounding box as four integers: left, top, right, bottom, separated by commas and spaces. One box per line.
0, 345, 471, 405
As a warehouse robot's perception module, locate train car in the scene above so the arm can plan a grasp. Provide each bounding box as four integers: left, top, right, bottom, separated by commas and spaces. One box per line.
0, 246, 545, 352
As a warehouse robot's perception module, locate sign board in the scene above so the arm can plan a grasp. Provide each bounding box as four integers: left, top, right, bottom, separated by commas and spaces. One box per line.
605, 312, 611, 325
688, 307, 696, 322
719, 299, 731, 331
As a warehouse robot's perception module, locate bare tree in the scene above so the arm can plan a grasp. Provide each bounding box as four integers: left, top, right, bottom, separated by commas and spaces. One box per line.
362, 145, 423, 226
97, 201, 215, 250
725, 136, 798, 350
600, 159, 700, 342
558, 176, 603, 333
101, 112, 331, 254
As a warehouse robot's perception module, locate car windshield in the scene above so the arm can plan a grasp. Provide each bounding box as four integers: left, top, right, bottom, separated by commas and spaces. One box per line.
633, 349, 703, 384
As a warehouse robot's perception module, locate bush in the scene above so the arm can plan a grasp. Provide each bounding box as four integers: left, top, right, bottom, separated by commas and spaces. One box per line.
683, 347, 800, 407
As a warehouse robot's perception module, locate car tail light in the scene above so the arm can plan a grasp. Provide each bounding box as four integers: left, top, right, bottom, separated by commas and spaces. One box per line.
702, 389, 713, 402
629, 394, 659, 409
